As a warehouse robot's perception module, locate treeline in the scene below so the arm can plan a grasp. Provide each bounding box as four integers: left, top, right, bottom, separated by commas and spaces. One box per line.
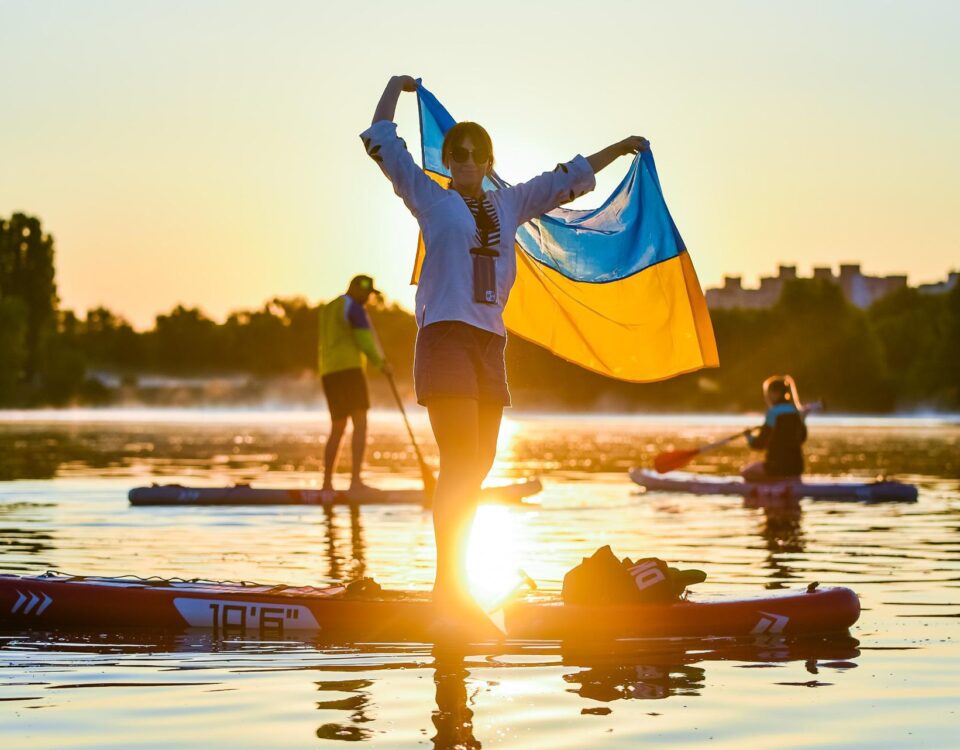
56, 301, 417, 379
1, 212, 957, 411
0, 212, 418, 406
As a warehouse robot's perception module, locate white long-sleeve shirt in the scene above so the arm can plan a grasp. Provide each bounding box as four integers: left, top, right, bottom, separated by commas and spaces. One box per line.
361, 120, 596, 336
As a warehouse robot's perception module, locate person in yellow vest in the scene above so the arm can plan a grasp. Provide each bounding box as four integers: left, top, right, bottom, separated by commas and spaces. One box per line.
319, 275, 389, 496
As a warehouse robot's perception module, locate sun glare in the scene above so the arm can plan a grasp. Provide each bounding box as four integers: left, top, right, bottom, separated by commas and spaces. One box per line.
465, 505, 526, 610
494, 415, 521, 468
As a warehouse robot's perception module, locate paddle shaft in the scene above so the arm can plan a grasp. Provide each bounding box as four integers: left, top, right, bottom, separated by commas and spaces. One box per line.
711, 400, 823, 452
385, 368, 432, 476
654, 400, 824, 473
695, 430, 750, 454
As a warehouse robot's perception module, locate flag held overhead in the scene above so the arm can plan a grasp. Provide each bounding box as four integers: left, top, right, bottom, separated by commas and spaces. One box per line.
412, 84, 718, 383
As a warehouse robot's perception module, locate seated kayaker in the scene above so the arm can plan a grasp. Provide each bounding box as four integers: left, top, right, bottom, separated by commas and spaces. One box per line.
741, 375, 807, 483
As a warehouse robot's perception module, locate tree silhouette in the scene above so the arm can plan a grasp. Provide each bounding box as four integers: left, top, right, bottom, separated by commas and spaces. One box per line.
0, 213, 57, 378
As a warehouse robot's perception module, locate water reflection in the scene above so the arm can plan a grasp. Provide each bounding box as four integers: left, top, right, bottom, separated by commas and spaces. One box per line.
565, 661, 705, 702
1, 414, 958, 481
0, 526, 56, 567
431, 646, 481, 749
315, 678, 375, 742
561, 635, 860, 705
0, 629, 862, 747
0, 500, 57, 569
0, 420, 418, 482
323, 506, 367, 583
745, 499, 806, 584
0, 430, 65, 480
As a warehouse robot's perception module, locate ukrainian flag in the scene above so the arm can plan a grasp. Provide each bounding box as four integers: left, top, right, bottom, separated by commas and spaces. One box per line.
412, 85, 719, 382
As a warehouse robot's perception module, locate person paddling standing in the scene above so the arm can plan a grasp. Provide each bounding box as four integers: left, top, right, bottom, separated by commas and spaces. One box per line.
741, 375, 807, 482
361, 74, 649, 613
319, 275, 389, 496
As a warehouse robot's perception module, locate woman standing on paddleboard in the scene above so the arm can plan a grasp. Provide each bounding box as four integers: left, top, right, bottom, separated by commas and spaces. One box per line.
362, 75, 648, 619
742, 375, 807, 482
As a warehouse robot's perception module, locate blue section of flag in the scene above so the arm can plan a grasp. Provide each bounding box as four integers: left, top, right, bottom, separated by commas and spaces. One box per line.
416, 84, 455, 177
416, 83, 687, 284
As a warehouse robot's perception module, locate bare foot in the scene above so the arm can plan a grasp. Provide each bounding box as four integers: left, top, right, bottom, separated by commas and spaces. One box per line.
316, 487, 336, 505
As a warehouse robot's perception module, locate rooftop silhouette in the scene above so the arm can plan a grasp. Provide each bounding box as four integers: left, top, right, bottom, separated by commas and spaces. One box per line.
707, 264, 958, 309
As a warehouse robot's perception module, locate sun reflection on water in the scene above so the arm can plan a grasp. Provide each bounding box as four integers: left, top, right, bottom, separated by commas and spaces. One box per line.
492, 415, 521, 473
465, 504, 526, 609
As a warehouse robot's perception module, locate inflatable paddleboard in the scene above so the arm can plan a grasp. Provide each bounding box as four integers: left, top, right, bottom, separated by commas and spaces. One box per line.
0, 572, 860, 641
129, 478, 542, 506
630, 469, 918, 503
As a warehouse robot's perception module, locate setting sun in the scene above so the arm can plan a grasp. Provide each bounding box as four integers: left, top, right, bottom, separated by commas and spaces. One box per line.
466, 504, 527, 610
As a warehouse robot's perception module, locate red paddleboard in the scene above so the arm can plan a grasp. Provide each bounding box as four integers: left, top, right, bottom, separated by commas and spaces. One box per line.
0, 572, 859, 642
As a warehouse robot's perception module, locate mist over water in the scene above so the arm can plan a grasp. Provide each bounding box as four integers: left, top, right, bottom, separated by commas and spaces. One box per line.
1, 411, 958, 748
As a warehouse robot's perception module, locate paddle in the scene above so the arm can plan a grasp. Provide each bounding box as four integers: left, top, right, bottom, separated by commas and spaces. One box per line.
368, 319, 438, 500
652, 400, 824, 474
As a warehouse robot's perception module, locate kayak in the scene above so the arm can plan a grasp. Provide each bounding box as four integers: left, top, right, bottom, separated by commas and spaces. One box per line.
0, 571, 860, 641
630, 468, 918, 503
128, 478, 542, 507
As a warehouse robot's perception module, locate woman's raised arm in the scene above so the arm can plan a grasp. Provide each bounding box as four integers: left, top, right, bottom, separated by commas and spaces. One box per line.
372, 75, 418, 125
362, 75, 445, 218
586, 136, 650, 174
505, 135, 650, 224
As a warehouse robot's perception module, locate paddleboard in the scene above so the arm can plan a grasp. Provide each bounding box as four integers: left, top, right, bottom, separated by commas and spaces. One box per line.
129, 478, 542, 506
630, 468, 918, 502
0, 571, 860, 641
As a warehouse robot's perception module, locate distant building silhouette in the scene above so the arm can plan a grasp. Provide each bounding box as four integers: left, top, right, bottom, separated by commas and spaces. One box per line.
917, 271, 960, 297
706, 264, 957, 309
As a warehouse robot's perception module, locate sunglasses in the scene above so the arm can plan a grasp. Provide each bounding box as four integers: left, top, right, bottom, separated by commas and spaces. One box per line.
450, 146, 490, 165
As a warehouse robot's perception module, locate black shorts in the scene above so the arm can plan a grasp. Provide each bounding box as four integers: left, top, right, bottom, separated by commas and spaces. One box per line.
321, 368, 369, 421
414, 321, 510, 407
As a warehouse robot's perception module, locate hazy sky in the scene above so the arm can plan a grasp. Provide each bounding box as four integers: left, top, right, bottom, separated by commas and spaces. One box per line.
2, 0, 958, 327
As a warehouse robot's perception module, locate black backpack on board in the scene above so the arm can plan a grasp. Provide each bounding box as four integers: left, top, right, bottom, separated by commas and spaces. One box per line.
561, 545, 706, 605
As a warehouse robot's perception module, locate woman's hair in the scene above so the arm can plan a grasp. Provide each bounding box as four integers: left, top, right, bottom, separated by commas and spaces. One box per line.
441, 121, 495, 171
763, 375, 801, 407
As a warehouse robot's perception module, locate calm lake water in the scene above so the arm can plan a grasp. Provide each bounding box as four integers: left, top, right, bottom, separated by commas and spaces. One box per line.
1, 409, 958, 749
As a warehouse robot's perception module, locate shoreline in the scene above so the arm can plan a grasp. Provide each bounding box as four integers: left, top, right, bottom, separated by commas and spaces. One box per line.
1, 406, 958, 426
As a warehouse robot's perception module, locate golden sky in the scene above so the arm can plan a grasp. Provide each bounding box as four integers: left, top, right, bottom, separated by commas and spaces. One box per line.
2, 1, 958, 328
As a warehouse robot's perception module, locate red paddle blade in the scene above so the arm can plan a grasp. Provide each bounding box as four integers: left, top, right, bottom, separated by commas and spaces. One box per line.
653, 449, 700, 474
